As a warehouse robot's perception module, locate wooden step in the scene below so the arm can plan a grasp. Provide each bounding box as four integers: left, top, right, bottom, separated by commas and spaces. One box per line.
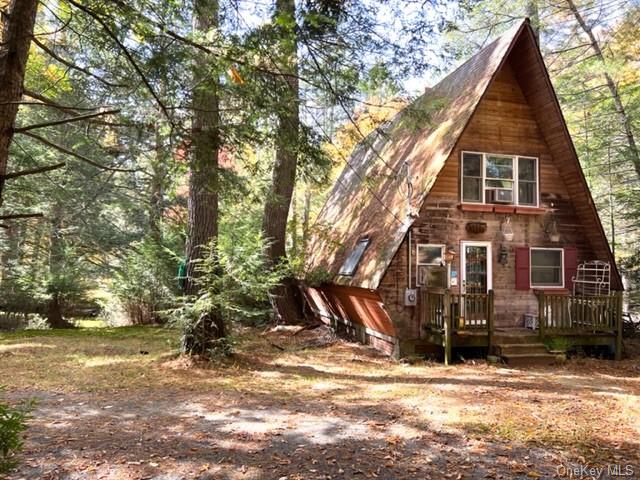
501, 352, 558, 367
493, 333, 540, 345
496, 343, 549, 356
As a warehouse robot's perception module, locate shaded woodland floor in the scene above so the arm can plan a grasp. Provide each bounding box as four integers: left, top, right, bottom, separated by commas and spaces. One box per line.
1, 325, 639, 480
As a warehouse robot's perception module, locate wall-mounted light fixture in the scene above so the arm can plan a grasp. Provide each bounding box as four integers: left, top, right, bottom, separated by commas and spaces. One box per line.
499, 244, 509, 265
444, 244, 456, 264
547, 220, 560, 243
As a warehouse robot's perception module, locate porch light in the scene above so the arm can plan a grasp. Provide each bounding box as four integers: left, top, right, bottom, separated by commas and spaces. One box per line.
547, 220, 561, 243
501, 216, 514, 242
499, 244, 509, 265
444, 245, 456, 264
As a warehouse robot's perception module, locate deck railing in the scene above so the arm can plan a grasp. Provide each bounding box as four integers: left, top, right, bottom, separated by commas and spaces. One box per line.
419, 289, 624, 363
420, 288, 494, 364
420, 288, 494, 332
536, 291, 623, 336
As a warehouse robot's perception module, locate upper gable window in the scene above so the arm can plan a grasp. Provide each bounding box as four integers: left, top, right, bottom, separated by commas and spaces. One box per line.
339, 237, 370, 276
461, 152, 538, 207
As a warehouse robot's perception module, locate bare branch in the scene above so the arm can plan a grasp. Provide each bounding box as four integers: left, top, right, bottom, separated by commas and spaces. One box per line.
0, 212, 44, 220
66, 0, 171, 121
23, 89, 98, 114
22, 91, 138, 128
3, 161, 66, 180
32, 37, 126, 88
20, 132, 137, 173
14, 109, 120, 133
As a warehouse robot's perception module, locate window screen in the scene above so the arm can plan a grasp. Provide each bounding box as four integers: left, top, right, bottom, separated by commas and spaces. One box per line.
531, 248, 563, 287
461, 152, 539, 207
416, 244, 446, 287
417, 266, 448, 288
462, 153, 482, 202
417, 244, 444, 265
518, 157, 537, 206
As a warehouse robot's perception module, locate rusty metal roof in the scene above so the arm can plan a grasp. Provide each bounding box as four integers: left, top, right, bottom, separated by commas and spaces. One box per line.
306, 20, 529, 289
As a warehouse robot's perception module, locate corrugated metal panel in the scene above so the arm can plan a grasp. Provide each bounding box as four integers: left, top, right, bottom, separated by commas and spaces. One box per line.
303, 285, 396, 338
306, 20, 528, 289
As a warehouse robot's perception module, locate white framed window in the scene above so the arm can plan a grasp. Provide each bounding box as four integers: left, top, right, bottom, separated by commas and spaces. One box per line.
416, 244, 448, 288
530, 247, 564, 288
461, 151, 539, 207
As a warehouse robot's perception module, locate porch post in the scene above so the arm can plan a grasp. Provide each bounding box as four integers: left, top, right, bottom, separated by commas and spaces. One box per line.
487, 289, 494, 352
444, 289, 452, 365
615, 291, 623, 361
538, 291, 545, 339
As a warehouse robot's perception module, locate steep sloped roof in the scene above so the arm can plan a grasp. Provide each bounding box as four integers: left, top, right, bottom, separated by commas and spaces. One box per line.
306, 20, 529, 289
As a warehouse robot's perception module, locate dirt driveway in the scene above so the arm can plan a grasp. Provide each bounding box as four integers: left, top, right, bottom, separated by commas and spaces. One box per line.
1, 326, 639, 479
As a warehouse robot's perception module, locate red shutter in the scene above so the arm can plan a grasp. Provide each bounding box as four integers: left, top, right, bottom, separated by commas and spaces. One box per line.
515, 246, 530, 290
564, 246, 578, 292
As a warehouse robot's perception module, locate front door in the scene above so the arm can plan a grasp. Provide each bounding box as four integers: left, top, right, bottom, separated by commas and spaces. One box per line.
460, 241, 492, 326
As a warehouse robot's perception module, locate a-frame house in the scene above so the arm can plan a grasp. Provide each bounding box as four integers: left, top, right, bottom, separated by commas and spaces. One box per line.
303, 19, 624, 363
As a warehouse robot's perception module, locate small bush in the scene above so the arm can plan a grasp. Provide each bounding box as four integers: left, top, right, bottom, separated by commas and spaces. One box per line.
25, 314, 50, 330
544, 336, 574, 353
0, 398, 32, 473
101, 239, 178, 326
170, 235, 286, 357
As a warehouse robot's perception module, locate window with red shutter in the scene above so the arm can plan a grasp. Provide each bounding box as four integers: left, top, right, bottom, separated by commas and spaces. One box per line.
515, 246, 530, 290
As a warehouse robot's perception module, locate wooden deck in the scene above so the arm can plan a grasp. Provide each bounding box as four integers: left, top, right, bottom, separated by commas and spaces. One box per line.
419, 288, 623, 364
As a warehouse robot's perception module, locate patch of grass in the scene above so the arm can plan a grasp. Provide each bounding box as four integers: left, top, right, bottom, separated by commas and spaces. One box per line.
0, 326, 181, 392
457, 420, 493, 435
73, 318, 107, 329
544, 336, 574, 352
455, 410, 605, 461
0, 325, 172, 341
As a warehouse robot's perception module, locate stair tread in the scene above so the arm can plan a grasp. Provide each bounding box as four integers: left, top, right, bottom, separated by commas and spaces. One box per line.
502, 352, 556, 358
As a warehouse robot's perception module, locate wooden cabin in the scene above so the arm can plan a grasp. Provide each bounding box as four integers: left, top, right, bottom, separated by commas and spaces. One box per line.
303, 19, 624, 364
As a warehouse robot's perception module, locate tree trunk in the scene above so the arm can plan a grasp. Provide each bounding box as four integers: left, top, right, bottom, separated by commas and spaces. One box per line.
47, 294, 71, 328
182, 0, 225, 351
262, 0, 301, 324
566, 0, 640, 179
302, 186, 311, 252
149, 120, 166, 244
0, 222, 19, 282
0, 0, 39, 206
290, 187, 298, 258
47, 204, 74, 328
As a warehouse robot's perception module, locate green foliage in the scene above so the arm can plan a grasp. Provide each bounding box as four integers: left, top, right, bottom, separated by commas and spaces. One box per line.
189, 236, 287, 323
170, 234, 288, 356
0, 396, 32, 473
169, 304, 234, 357
101, 238, 179, 326
544, 336, 574, 353
304, 266, 333, 286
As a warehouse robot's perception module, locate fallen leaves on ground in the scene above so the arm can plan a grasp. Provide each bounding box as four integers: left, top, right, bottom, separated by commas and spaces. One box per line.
0, 327, 638, 479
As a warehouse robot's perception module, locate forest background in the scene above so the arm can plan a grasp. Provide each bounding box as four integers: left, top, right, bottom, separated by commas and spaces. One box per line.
0, 0, 638, 347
